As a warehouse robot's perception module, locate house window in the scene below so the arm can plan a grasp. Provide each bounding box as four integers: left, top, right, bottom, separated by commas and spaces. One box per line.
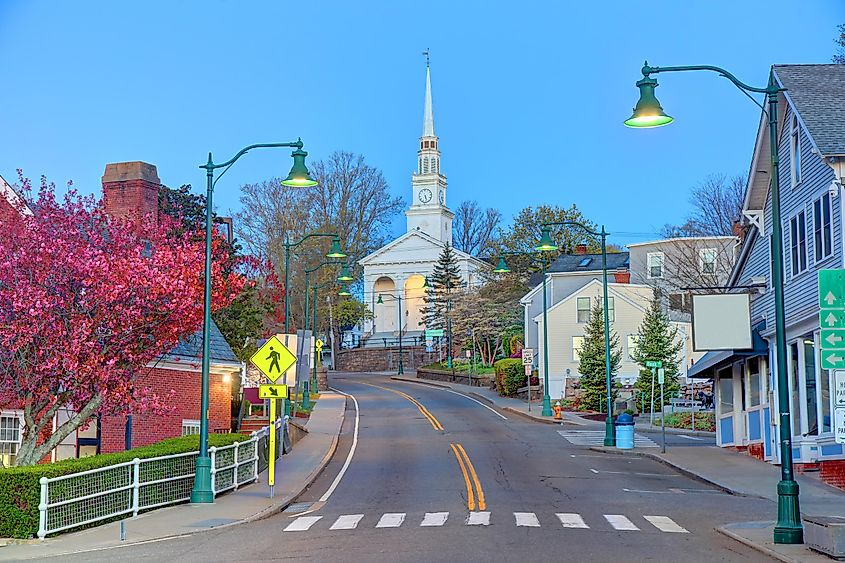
572, 336, 584, 361
717, 366, 733, 414
747, 357, 761, 407
791, 115, 802, 187
818, 343, 832, 433
0, 414, 21, 467
606, 297, 615, 323
647, 252, 664, 278
627, 335, 638, 361
576, 297, 591, 323
803, 338, 818, 436
699, 248, 717, 274
814, 193, 833, 262
789, 342, 801, 435
182, 420, 201, 436
789, 211, 807, 276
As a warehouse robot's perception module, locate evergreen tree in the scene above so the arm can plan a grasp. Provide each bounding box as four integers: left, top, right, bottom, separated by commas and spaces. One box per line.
421, 244, 464, 330
631, 290, 683, 413
577, 300, 622, 411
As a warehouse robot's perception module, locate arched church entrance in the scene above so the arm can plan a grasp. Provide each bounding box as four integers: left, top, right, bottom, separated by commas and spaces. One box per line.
404, 275, 426, 332
373, 276, 397, 333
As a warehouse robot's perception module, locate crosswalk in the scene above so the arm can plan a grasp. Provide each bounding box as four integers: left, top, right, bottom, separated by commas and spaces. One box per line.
283, 511, 688, 534
557, 430, 659, 447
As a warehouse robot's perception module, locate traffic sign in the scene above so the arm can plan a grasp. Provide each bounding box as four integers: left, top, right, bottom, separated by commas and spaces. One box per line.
822, 329, 845, 348
522, 349, 535, 366
834, 370, 845, 407
820, 270, 845, 343
315, 339, 324, 351
657, 367, 665, 385
645, 360, 663, 368
822, 351, 845, 370
819, 270, 845, 308
250, 335, 297, 383
835, 408, 845, 445
425, 329, 444, 337
822, 311, 845, 329
259, 384, 289, 399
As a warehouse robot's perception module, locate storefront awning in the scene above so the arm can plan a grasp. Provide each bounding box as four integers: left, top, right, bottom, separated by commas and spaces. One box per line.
687, 321, 768, 379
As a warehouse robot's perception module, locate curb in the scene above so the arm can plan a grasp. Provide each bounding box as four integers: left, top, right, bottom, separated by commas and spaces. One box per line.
389, 376, 451, 389
502, 406, 562, 425
9, 398, 348, 559
587, 446, 755, 497
716, 524, 813, 563
635, 423, 716, 437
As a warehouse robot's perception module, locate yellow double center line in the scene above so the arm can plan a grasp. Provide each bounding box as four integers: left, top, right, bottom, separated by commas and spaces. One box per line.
450, 443, 486, 511
356, 382, 444, 430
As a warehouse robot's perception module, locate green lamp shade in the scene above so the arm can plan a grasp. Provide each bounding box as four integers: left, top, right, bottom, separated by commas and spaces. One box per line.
492, 256, 510, 273
376, 294, 384, 304
281, 148, 319, 187
535, 228, 558, 252
337, 263, 354, 282
624, 76, 673, 128
338, 284, 352, 297
326, 238, 347, 259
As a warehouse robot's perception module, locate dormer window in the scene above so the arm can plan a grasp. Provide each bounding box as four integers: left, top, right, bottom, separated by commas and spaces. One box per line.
790, 115, 801, 187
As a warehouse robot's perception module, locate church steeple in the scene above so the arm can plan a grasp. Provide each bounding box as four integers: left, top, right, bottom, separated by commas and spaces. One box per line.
408, 52, 453, 243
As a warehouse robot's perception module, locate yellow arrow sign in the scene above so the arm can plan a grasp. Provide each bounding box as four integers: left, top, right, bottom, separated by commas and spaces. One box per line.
315, 339, 324, 351
258, 384, 289, 399
250, 335, 296, 383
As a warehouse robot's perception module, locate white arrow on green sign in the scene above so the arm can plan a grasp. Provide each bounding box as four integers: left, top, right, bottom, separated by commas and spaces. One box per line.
823, 350, 845, 370
823, 329, 845, 347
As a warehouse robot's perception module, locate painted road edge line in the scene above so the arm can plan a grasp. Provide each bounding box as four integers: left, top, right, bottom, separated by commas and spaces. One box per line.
393, 378, 508, 421
319, 388, 360, 503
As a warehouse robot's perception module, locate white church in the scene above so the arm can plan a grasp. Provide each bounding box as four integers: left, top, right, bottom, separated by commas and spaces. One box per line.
360, 62, 487, 338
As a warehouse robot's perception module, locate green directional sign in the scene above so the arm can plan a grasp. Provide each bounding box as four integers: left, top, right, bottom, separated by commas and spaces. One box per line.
645, 360, 663, 368
822, 329, 845, 348
819, 270, 845, 308
821, 310, 845, 329
822, 350, 845, 370
820, 271, 845, 349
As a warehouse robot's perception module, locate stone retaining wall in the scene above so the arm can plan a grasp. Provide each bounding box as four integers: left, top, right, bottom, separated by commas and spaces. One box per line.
416, 367, 495, 388
335, 346, 438, 372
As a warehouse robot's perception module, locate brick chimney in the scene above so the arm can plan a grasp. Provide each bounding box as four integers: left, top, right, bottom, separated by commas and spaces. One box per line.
614, 269, 630, 284
575, 244, 588, 255
102, 162, 160, 231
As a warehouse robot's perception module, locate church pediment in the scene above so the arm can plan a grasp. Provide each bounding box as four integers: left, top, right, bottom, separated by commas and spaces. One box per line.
359, 230, 446, 265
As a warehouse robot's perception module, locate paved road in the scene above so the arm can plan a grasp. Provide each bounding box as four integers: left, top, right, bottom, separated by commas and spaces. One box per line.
55, 373, 773, 562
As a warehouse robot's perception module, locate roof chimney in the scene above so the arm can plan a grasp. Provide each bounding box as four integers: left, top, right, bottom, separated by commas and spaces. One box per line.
614, 269, 630, 284
102, 161, 160, 232
575, 244, 588, 255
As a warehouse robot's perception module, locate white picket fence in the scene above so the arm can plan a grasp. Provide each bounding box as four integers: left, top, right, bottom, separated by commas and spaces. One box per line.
37, 419, 284, 539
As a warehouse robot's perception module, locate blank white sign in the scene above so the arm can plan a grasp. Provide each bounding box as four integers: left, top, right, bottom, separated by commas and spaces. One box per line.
692, 293, 752, 351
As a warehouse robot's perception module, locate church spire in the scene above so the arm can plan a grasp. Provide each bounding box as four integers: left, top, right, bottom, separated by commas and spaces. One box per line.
422, 50, 435, 137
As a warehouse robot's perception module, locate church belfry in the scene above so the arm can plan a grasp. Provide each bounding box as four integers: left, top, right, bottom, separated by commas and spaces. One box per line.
407, 55, 454, 244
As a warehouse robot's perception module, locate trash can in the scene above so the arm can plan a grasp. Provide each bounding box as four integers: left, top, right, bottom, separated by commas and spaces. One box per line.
615, 412, 635, 449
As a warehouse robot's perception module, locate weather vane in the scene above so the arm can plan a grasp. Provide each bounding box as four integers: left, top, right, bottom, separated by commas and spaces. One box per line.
422, 48, 430, 67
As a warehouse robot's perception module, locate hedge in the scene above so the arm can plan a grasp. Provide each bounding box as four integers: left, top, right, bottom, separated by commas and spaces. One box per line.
0, 433, 243, 539
494, 358, 525, 396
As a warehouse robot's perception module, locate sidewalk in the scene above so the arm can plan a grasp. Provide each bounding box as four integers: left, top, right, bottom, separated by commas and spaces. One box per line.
390, 374, 582, 425
0, 392, 347, 561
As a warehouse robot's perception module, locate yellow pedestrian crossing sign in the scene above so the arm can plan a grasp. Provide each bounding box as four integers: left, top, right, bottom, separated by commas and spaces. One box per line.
250, 335, 296, 383
258, 384, 289, 399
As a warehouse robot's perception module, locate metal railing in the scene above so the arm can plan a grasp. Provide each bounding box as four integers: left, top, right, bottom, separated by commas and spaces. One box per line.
37, 418, 286, 539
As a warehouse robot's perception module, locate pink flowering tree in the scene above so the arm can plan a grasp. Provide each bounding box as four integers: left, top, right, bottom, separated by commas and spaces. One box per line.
0, 176, 245, 465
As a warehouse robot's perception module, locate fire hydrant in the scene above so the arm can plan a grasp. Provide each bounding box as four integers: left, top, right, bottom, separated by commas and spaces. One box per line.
553, 401, 562, 420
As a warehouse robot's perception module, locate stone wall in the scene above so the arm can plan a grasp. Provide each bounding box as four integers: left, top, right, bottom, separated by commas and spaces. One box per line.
335, 346, 438, 372
416, 367, 494, 388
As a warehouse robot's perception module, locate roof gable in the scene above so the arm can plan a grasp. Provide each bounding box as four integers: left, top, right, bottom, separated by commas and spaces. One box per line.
774, 64, 845, 156
359, 229, 486, 267
531, 279, 651, 320
162, 319, 239, 365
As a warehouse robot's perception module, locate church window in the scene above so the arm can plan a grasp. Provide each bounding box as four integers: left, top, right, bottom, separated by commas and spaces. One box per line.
423, 158, 429, 173
424, 140, 429, 148
433, 159, 438, 173
418, 158, 422, 173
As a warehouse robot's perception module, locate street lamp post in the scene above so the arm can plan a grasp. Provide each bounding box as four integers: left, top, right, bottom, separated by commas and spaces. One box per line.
377, 293, 404, 375
493, 252, 553, 417
537, 223, 613, 446
192, 139, 317, 504
624, 62, 801, 544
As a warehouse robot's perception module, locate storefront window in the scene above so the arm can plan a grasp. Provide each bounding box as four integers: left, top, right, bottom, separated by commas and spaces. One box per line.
790, 342, 801, 435
748, 358, 761, 407
818, 346, 832, 433
804, 338, 818, 436
718, 366, 733, 413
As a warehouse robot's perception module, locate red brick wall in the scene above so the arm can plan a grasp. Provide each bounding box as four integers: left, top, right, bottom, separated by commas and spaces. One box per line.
100, 367, 232, 453
747, 442, 764, 460
820, 460, 845, 490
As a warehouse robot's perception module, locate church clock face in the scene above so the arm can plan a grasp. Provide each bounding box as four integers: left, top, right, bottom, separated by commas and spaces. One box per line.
419, 188, 433, 203
439, 190, 445, 205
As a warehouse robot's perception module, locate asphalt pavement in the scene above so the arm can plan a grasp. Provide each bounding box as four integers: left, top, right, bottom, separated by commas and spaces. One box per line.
48, 372, 775, 562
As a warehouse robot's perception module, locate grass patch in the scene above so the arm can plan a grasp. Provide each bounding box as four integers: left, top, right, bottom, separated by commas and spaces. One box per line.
652, 412, 715, 432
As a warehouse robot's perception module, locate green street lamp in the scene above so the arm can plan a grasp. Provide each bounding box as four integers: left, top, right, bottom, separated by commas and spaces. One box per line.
539, 222, 614, 446
625, 61, 801, 544
192, 138, 315, 504
338, 284, 352, 297
377, 293, 404, 375
283, 233, 346, 334
337, 263, 354, 282
494, 251, 553, 417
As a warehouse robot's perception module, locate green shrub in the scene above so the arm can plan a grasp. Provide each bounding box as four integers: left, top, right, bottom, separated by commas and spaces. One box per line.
494, 358, 525, 396
0, 433, 244, 539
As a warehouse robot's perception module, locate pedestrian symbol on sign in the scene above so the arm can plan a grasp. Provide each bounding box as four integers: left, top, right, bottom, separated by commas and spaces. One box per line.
266, 347, 282, 373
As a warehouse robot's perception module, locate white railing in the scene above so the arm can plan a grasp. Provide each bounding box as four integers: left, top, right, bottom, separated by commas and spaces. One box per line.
37, 418, 286, 539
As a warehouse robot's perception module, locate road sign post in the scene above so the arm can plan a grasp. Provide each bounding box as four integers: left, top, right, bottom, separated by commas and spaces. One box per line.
658, 368, 666, 453
268, 397, 276, 498
522, 349, 535, 411
645, 361, 662, 424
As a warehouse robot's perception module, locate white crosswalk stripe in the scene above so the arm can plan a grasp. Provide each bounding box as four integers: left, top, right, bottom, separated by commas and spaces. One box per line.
284, 516, 322, 531
420, 512, 449, 527
329, 514, 364, 530
514, 512, 541, 527
558, 430, 659, 447
466, 512, 490, 526
284, 511, 690, 534
556, 513, 589, 528
604, 514, 639, 531
375, 513, 406, 528
644, 515, 689, 533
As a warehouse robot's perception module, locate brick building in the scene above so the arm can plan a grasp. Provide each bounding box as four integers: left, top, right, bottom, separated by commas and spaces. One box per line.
0, 163, 240, 464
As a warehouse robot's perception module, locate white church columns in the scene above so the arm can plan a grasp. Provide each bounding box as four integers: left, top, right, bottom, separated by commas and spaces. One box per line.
404, 275, 426, 332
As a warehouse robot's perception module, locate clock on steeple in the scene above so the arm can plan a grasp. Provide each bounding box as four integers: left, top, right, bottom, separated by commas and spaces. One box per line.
419, 188, 433, 203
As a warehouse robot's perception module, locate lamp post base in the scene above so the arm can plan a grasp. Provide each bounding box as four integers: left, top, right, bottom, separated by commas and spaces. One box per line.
190, 456, 214, 504
603, 416, 616, 447
541, 395, 552, 417
773, 479, 803, 544
302, 383, 311, 411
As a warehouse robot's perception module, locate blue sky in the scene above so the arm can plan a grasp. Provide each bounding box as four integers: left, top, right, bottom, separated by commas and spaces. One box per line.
0, 1, 841, 247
